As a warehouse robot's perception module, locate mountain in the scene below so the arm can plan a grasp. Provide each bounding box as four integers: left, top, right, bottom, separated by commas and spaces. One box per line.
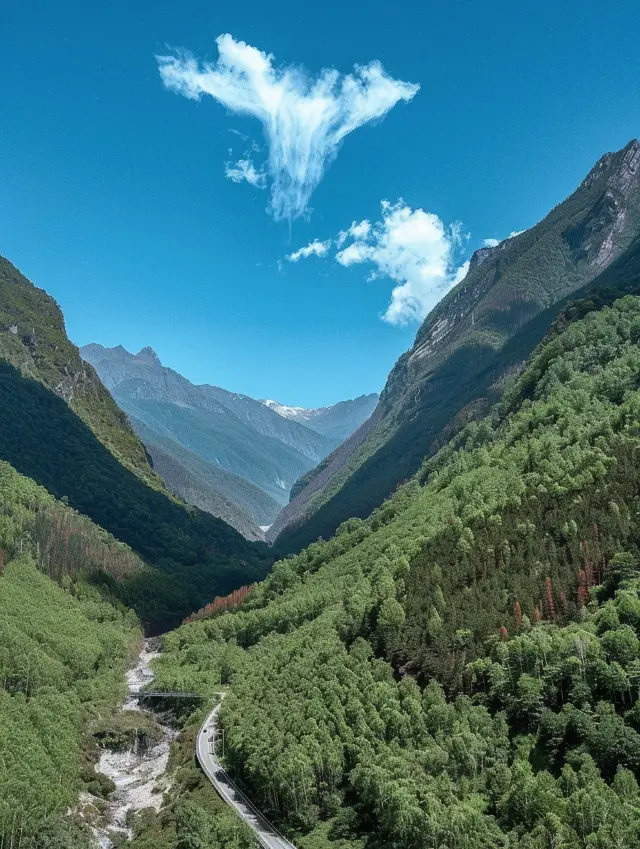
0, 255, 273, 628
109, 382, 321, 505
149, 268, 640, 848
261, 393, 379, 441
131, 417, 280, 540
0, 256, 159, 489
82, 342, 337, 465
270, 139, 640, 550
81, 344, 373, 534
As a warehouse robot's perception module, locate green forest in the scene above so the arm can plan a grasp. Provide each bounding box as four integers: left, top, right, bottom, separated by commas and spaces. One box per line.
0, 558, 139, 848
4, 178, 640, 848
142, 294, 640, 848
0, 459, 146, 847
0, 361, 273, 629
0, 254, 275, 630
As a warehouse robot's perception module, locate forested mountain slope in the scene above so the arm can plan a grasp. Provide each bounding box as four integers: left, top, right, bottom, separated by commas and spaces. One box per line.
0, 460, 142, 848
149, 291, 640, 848
0, 258, 274, 628
0, 359, 273, 627
271, 139, 640, 551
0, 255, 160, 488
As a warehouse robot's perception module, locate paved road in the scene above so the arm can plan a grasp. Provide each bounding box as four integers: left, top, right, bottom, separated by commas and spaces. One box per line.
196, 699, 296, 849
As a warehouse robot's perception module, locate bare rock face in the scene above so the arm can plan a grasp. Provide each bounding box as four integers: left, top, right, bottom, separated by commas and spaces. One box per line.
468, 242, 504, 272
607, 139, 640, 194
273, 139, 640, 553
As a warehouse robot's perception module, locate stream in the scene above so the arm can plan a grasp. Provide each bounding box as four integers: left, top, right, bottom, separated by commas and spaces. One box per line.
91, 640, 177, 848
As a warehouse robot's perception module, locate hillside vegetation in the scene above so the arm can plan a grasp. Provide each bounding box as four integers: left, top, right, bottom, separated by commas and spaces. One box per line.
0, 360, 273, 628
148, 293, 640, 848
272, 140, 640, 552
0, 559, 138, 849
0, 460, 143, 848
0, 254, 276, 628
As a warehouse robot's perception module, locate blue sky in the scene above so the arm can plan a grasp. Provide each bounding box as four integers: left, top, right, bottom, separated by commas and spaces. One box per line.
1, 1, 639, 406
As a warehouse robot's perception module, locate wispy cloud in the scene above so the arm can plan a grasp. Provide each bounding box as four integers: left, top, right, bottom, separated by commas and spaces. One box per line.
287, 201, 469, 325
157, 35, 419, 221
224, 158, 266, 188
287, 239, 332, 262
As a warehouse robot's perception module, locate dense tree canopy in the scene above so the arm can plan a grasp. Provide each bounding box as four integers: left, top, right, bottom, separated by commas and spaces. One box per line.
0, 557, 138, 848
0, 364, 274, 629
148, 296, 640, 848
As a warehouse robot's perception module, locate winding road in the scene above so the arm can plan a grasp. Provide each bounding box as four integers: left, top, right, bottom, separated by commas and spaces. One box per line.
196, 699, 296, 849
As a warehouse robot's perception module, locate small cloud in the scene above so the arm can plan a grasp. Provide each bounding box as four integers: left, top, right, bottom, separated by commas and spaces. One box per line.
483, 229, 525, 248
224, 158, 267, 188
336, 240, 372, 266
286, 239, 332, 262
157, 34, 419, 221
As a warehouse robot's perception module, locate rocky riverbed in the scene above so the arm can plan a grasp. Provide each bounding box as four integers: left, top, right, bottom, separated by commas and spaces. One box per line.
92, 640, 177, 848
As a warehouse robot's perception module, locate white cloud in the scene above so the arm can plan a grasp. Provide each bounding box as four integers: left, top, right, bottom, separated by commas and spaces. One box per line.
450, 259, 470, 286
224, 158, 266, 188
287, 239, 332, 262
289, 200, 468, 325
157, 35, 419, 221
337, 219, 371, 246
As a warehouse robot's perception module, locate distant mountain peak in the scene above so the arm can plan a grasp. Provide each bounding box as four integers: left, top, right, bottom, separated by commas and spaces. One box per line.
260, 399, 315, 419
136, 346, 161, 364
260, 394, 379, 441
